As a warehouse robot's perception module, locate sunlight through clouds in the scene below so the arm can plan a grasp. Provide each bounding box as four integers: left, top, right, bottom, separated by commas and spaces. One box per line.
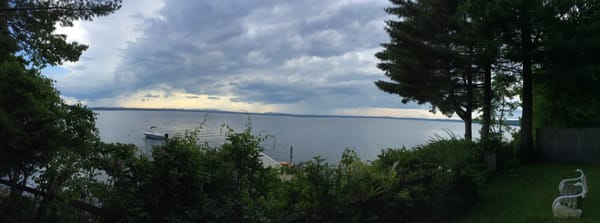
41, 0, 455, 119
112, 89, 281, 113
335, 108, 458, 119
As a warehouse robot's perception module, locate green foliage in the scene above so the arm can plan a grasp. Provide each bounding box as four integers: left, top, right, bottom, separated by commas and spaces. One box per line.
0, 119, 491, 222
96, 127, 280, 223
0, 194, 36, 222
481, 132, 519, 169
0, 0, 123, 217
0, 61, 63, 184
375, 0, 480, 121
533, 0, 600, 128
274, 151, 395, 222
273, 138, 486, 222
375, 0, 518, 141
378, 0, 600, 159
0, 60, 105, 222
0, 0, 122, 67
375, 138, 487, 219
490, 72, 520, 135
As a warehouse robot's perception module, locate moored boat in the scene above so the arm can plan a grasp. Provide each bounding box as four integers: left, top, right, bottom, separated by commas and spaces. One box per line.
144, 126, 168, 139
259, 152, 281, 168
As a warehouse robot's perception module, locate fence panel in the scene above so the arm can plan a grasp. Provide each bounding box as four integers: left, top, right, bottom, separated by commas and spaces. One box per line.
537, 128, 600, 163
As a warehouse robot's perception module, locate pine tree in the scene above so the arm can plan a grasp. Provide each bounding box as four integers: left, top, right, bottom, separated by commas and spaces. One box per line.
376, 0, 482, 140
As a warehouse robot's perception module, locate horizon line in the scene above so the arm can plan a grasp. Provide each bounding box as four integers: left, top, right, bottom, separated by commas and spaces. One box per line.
89, 106, 519, 124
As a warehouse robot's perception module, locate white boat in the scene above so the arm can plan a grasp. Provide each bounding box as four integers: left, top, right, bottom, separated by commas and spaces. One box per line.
144, 126, 168, 139
259, 152, 281, 168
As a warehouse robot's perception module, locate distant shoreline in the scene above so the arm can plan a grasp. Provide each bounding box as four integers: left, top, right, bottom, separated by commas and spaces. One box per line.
89, 107, 520, 126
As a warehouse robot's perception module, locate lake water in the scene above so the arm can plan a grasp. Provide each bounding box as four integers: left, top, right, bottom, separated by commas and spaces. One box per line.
95, 110, 483, 164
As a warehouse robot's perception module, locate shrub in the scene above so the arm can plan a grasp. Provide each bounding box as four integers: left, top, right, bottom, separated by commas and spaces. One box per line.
486, 132, 519, 169
275, 137, 486, 222
275, 150, 397, 222
98, 128, 281, 222
372, 137, 487, 221
22, 128, 488, 222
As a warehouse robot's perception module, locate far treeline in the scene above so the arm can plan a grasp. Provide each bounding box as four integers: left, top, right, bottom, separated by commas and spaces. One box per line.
376, 0, 600, 161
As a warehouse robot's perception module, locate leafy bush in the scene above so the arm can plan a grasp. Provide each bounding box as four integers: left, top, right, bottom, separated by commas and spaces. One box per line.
0, 61, 110, 222
98, 128, 281, 223
272, 138, 486, 222
274, 150, 396, 222
371, 137, 487, 222
486, 132, 519, 169
90, 132, 487, 223
2, 124, 489, 222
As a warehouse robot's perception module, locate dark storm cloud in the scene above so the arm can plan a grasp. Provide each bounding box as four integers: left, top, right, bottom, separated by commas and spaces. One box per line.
49, 0, 429, 114
106, 0, 394, 104
143, 93, 160, 98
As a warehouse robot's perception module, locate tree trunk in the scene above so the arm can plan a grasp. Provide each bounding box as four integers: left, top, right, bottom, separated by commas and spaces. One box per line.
465, 64, 474, 141
455, 70, 473, 141
454, 106, 470, 141
520, 59, 533, 161
481, 63, 492, 142
464, 114, 472, 140
518, 2, 534, 162
35, 177, 57, 223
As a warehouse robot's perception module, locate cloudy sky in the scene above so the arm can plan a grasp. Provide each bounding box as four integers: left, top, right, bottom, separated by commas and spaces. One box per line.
44, 0, 452, 119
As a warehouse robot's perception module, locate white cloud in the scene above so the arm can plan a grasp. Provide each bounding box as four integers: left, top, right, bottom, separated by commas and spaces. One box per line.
108, 89, 282, 113
49, 0, 166, 97
61, 95, 88, 105
42, 0, 453, 119
246, 51, 271, 65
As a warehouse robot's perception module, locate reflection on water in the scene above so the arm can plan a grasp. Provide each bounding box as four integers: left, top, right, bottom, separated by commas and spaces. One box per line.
95, 110, 506, 164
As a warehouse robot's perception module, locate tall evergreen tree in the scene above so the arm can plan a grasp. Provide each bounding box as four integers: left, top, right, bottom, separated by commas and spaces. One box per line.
498, 0, 549, 161
376, 0, 482, 140
379, 0, 600, 161
534, 0, 600, 128
457, 0, 504, 143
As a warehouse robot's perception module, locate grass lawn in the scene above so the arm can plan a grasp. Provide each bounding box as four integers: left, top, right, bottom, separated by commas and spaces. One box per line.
456, 162, 600, 223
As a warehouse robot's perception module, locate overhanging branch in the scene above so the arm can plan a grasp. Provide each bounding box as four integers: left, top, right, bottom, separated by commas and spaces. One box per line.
0, 6, 93, 12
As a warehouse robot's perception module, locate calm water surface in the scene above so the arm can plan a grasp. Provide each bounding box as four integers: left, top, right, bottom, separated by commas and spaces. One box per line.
95, 110, 482, 164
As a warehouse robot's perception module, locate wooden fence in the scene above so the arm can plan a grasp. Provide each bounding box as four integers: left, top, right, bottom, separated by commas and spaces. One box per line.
537, 128, 600, 163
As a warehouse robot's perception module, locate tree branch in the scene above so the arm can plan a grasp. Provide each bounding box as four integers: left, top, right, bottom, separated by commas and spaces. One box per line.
0, 6, 93, 12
